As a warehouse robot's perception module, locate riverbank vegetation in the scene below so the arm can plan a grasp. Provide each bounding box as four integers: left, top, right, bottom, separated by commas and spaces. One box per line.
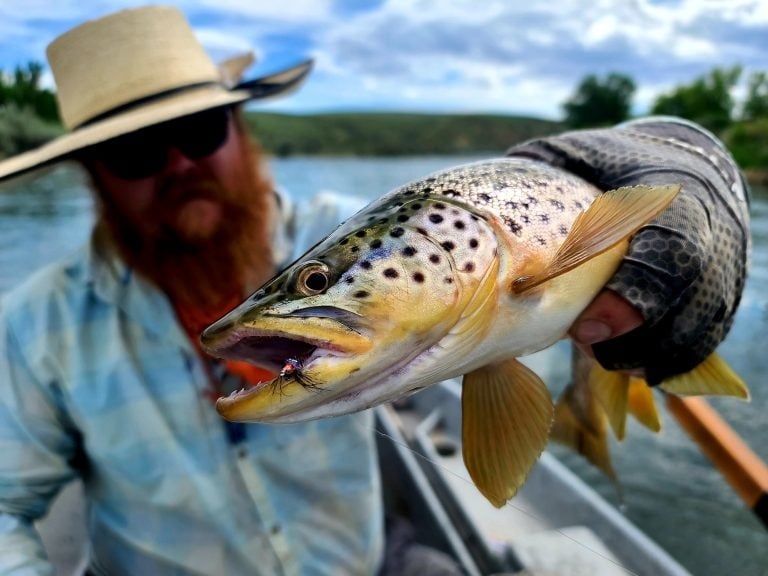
1, 61, 767, 181
243, 112, 561, 157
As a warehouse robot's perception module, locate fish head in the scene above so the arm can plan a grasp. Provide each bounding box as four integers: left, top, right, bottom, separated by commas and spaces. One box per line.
201, 194, 483, 423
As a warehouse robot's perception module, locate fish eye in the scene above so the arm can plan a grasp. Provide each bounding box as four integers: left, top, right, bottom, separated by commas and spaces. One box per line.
295, 261, 331, 296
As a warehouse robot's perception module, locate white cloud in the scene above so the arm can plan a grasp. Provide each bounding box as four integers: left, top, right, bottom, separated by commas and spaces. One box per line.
0, 0, 767, 118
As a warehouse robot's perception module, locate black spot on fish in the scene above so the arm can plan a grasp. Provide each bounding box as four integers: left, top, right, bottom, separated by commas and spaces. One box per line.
434, 203, 446, 210
413, 272, 425, 283
345, 276, 355, 284
354, 290, 370, 298
397, 214, 410, 223
370, 239, 383, 249
355, 230, 367, 238
402, 246, 417, 257
416, 227, 429, 236
444, 277, 454, 284
550, 199, 565, 211
535, 236, 547, 246
383, 268, 399, 279
429, 254, 440, 264
469, 238, 479, 249
559, 225, 568, 236
454, 220, 465, 230
505, 200, 518, 210
340, 238, 350, 246
442, 189, 460, 198
539, 214, 550, 223
441, 241, 455, 251
404, 190, 416, 196
351, 246, 360, 253
521, 215, 530, 224
390, 227, 405, 238
429, 214, 444, 224
478, 193, 491, 203
411, 203, 423, 210
361, 261, 372, 270
506, 218, 522, 236
463, 262, 475, 272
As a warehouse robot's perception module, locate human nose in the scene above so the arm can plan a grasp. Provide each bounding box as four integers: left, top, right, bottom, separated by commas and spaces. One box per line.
163, 146, 197, 174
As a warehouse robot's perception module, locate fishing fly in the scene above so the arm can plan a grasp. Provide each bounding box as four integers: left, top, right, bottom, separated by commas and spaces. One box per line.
272, 357, 320, 394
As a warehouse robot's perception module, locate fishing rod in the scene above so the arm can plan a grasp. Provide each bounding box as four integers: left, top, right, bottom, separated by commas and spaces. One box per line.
665, 395, 768, 529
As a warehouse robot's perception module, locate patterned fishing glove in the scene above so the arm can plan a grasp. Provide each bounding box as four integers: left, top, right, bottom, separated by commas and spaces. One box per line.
506, 117, 751, 385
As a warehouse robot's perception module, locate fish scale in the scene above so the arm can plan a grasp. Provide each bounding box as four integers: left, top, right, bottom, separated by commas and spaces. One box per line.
202, 156, 669, 415
200, 157, 746, 508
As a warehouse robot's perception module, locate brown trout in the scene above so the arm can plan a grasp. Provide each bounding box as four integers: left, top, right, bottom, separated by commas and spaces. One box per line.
201, 158, 748, 507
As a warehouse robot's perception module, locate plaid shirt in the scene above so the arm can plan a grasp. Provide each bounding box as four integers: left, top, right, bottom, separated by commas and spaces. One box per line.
0, 192, 383, 575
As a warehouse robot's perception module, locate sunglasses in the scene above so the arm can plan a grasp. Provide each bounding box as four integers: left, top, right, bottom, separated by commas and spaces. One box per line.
87, 107, 232, 180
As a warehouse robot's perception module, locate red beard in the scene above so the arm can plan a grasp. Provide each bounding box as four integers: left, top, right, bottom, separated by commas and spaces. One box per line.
96, 134, 276, 334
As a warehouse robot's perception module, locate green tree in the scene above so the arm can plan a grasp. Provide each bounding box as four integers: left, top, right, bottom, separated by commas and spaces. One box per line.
723, 118, 768, 169
562, 73, 636, 128
0, 61, 60, 123
651, 66, 741, 133
742, 71, 768, 121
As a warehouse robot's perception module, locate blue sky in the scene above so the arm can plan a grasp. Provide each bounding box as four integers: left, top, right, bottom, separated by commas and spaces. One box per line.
0, 0, 766, 120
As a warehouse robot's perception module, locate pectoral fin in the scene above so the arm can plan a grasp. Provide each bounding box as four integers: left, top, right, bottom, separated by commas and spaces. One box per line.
462, 359, 554, 507
660, 353, 750, 400
513, 184, 680, 293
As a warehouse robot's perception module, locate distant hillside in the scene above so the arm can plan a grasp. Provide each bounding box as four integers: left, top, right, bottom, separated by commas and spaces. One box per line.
243, 112, 563, 157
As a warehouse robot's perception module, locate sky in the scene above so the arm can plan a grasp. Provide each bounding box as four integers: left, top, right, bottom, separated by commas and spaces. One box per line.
0, 0, 766, 120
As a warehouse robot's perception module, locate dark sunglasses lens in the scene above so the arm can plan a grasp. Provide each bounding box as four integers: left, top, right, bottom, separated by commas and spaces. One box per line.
174, 108, 230, 159
98, 131, 167, 180
91, 107, 231, 180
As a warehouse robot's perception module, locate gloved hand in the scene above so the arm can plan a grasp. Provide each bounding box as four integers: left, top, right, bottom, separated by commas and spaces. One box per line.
507, 117, 751, 385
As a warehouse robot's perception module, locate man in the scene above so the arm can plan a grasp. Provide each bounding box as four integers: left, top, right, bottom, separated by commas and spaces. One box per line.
0, 5, 750, 576
0, 6, 383, 575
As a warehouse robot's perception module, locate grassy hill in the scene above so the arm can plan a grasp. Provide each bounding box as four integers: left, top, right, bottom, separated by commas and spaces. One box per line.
243, 111, 563, 157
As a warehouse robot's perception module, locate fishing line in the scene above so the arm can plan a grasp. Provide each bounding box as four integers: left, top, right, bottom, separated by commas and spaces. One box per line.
363, 419, 641, 576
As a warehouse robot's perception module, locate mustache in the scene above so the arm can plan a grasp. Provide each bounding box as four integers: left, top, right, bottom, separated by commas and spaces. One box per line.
157, 174, 229, 205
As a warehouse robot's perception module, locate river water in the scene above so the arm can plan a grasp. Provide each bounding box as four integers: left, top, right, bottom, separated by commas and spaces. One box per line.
0, 156, 766, 575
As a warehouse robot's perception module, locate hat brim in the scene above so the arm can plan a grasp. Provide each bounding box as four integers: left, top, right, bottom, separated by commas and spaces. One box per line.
0, 59, 313, 183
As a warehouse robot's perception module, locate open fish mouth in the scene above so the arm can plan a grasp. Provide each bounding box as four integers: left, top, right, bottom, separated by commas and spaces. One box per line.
200, 307, 374, 422
205, 332, 321, 373
201, 306, 371, 364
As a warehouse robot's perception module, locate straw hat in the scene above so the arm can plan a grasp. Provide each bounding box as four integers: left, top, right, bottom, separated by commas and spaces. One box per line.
0, 5, 313, 182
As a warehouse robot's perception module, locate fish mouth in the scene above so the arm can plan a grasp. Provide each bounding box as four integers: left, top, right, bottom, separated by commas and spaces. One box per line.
200, 306, 373, 422
216, 334, 318, 373
201, 306, 371, 363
